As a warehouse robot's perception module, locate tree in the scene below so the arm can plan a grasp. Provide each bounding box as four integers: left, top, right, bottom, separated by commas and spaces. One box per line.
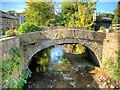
59, 1, 78, 26
23, 0, 54, 26
69, 0, 96, 28
112, 1, 120, 24
59, 0, 96, 29
99, 13, 114, 19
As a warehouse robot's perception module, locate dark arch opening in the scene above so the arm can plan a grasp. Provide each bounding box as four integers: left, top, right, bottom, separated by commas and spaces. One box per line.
28, 43, 100, 73
85, 46, 100, 67
28, 47, 53, 72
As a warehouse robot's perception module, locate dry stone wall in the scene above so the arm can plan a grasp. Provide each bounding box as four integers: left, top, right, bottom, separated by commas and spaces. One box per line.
0, 36, 19, 61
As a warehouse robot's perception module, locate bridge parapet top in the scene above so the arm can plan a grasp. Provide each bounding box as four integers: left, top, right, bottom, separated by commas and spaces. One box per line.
42, 26, 86, 30
19, 29, 106, 45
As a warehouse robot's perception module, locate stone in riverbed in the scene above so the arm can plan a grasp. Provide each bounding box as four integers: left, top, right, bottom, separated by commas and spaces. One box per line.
110, 85, 115, 88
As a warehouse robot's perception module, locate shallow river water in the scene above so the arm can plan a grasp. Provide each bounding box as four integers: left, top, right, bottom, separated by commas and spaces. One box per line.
24, 65, 100, 89
23, 45, 120, 89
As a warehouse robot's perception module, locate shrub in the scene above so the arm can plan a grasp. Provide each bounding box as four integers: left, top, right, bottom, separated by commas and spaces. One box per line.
2, 48, 32, 88
100, 26, 106, 31
18, 22, 42, 34
102, 58, 120, 79
5, 29, 17, 36
76, 44, 86, 54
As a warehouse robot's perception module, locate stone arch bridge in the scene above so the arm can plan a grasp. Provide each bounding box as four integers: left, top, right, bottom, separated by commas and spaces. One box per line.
1, 27, 120, 70
20, 29, 106, 66
1, 27, 120, 88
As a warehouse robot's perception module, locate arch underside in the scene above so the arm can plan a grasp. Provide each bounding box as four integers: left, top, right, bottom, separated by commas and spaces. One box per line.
23, 38, 103, 66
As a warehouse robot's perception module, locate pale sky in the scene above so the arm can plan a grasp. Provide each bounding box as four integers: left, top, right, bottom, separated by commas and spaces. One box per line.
0, 0, 119, 13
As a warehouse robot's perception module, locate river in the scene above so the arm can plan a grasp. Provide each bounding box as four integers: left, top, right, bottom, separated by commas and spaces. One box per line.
24, 44, 101, 89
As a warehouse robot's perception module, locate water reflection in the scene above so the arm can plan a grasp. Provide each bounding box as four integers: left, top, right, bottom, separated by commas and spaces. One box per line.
25, 44, 101, 89
50, 45, 65, 64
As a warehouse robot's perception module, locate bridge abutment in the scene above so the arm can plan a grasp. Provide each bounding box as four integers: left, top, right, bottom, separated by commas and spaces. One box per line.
102, 32, 120, 79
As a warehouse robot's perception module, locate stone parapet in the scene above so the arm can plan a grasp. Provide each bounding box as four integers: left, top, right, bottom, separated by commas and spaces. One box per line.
19, 29, 106, 45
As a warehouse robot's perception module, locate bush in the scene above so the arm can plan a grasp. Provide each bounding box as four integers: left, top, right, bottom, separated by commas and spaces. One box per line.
5, 29, 17, 36
100, 26, 106, 31
76, 44, 86, 54
18, 22, 42, 34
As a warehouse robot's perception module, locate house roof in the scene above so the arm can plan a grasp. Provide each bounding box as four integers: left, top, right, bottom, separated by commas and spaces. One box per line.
0, 10, 19, 20
102, 17, 112, 21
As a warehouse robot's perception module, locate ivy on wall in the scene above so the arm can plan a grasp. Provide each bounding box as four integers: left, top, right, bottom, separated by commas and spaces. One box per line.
102, 57, 120, 79
1, 48, 31, 88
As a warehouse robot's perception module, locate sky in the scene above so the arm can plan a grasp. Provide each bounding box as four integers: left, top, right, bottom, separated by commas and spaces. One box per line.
0, 0, 119, 13
96, 1, 118, 13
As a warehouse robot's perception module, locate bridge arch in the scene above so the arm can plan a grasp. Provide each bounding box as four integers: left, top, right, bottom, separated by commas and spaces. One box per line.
24, 38, 102, 67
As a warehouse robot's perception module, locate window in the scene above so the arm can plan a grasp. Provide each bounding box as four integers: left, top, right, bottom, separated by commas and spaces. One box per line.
7, 19, 10, 24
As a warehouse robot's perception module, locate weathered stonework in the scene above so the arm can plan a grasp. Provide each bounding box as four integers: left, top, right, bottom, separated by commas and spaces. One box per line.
102, 32, 120, 78
0, 28, 111, 65
19, 29, 105, 66
1, 27, 120, 81
102, 33, 119, 61
0, 36, 19, 61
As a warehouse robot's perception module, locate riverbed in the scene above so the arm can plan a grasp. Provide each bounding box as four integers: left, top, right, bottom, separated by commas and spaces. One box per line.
24, 44, 120, 89
24, 65, 120, 89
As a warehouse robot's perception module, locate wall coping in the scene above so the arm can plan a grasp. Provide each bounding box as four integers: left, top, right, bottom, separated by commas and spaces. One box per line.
0, 36, 18, 42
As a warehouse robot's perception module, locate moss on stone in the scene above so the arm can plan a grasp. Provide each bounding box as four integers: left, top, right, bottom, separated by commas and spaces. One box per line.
102, 57, 120, 79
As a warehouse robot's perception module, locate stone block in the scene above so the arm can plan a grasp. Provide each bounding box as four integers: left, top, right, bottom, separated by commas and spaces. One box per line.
93, 32, 106, 41
19, 33, 32, 45
30, 31, 45, 42
74, 30, 95, 40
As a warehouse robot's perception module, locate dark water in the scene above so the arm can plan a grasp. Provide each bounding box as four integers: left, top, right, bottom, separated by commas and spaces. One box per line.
24, 65, 100, 89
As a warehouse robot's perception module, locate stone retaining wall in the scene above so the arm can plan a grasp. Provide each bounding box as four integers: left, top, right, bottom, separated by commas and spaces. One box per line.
102, 32, 120, 79
0, 36, 19, 61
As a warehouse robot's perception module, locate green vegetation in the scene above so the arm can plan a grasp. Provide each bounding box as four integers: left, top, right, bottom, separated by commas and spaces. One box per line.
17, 69, 31, 88
2, 48, 21, 84
58, 1, 78, 26
34, 44, 87, 72
22, 0, 96, 30
100, 26, 106, 31
58, 0, 96, 29
102, 57, 120, 79
1, 48, 31, 88
36, 57, 50, 72
75, 44, 86, 54
59, 57, 71, 64
35, 48, 52, 72
112, 1, 120, 24
66, 44, 86, 54
18, 22, 42, 34
23, 0, 54, 26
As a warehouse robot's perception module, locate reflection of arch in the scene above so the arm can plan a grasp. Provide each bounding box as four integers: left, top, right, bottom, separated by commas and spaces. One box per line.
24, 38, 102, 66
